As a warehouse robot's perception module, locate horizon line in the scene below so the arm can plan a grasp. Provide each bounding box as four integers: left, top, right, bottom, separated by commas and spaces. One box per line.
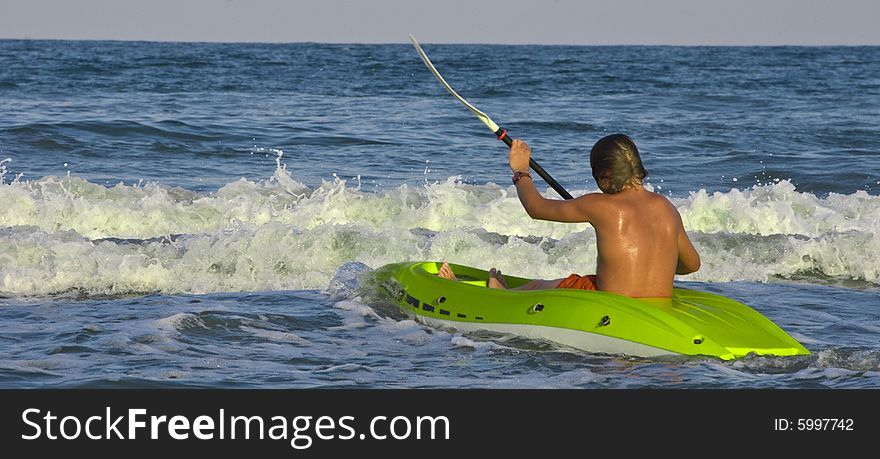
2, 36, 879, 47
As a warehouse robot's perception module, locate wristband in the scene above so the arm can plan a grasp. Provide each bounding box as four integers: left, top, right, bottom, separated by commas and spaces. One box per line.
512, 171, 531, 185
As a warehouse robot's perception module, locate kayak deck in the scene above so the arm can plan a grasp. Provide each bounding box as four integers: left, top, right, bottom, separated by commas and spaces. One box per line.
388, 262, 810, 360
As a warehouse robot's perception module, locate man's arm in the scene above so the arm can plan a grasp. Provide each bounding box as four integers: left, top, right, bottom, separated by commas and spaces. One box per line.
514, 175, 600, 222
509, 139, 600, 223
675, 220, 701, 275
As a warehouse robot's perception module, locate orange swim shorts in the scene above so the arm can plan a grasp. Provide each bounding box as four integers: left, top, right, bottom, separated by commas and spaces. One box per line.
557, 274, 599, 291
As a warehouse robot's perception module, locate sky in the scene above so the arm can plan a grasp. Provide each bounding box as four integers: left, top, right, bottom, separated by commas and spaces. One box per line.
0, 0, 878, 45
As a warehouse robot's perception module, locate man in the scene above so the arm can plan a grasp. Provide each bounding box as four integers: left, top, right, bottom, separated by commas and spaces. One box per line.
438, 134, 701, 298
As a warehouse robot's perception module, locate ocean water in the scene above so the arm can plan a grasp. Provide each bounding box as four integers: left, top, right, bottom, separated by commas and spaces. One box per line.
0, 40, 878, 388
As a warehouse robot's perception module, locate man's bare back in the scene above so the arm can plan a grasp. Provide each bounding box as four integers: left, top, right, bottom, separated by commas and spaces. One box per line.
438, 135, 701, 298
583, 186, 698, 297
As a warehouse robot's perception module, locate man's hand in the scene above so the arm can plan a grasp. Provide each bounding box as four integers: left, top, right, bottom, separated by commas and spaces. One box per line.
509, 139, 531, 173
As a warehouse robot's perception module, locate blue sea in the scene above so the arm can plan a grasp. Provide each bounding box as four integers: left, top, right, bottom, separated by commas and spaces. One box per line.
0, 40, 878, 388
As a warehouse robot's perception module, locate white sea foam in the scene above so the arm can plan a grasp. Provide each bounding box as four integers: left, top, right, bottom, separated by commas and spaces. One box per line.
1, 158, 878, 295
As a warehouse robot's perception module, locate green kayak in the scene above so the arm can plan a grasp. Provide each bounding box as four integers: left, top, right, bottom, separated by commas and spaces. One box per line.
386, 261, 810, 360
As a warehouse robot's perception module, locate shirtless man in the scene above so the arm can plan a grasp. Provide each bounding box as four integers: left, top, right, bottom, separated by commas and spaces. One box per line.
438, 134, 701, 298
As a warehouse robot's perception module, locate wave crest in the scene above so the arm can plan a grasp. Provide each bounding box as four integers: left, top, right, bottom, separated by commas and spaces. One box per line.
1, 158, 877, 295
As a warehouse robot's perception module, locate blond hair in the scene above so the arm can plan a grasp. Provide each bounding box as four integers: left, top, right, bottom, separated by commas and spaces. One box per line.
589, 134, 648, 194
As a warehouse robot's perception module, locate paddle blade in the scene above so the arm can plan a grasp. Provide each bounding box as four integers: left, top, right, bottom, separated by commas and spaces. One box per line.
409, 35, 500, 133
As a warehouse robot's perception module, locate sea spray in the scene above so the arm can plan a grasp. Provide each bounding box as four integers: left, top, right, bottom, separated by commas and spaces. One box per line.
1, 158, 878, 295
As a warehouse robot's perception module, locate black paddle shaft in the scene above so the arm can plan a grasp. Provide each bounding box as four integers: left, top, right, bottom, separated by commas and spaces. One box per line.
494, 128, 574, 200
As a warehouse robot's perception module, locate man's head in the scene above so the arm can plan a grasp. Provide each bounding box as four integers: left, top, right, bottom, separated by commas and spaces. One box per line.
590, 134, 648, 194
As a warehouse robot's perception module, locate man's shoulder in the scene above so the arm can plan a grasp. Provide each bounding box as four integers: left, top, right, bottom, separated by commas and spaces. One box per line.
572, 190, 679, 216
621, 190, 682, 220
602, 189, 670, 205
642, 190, 678, 208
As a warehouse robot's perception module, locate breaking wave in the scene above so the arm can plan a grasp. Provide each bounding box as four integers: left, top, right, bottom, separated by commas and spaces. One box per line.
1, 156, 877, 295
